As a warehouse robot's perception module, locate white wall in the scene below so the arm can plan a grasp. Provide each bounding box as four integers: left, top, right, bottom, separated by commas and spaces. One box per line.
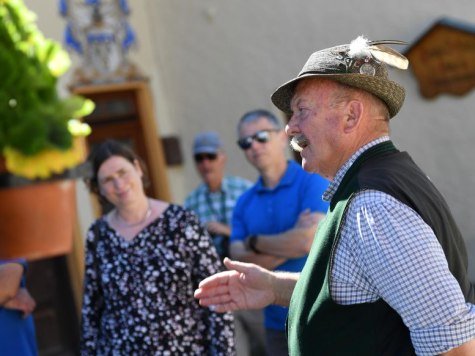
26, 0, 475, 278
146, 0, 475, 278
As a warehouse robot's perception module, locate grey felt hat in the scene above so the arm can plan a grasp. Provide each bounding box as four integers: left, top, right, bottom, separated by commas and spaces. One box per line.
271, 37, 409, 118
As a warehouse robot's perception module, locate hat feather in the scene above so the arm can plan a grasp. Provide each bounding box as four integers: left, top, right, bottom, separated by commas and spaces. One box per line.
348, 36, 371, 58
349, 36, 409, 70
368, 44, 409, 70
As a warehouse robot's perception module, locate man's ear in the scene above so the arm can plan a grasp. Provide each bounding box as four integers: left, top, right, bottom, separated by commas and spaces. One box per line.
220, 151, 227, 164
343, 100, 363, 133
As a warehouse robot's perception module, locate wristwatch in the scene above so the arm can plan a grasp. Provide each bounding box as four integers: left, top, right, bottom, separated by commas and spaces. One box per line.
246, 234, 260, 254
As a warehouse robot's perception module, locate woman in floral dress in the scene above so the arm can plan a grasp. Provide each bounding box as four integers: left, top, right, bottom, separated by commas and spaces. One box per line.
80, 140, 235, 355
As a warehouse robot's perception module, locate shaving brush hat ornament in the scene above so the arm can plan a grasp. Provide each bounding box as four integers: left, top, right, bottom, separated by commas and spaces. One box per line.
271, 36, 409, 120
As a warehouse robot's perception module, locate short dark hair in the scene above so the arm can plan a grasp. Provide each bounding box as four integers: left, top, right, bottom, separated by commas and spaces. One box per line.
237, 109, 282, 133
84, 139, 150, 212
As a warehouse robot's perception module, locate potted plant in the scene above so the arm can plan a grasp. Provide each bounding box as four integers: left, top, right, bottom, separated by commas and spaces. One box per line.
0, 0, 95, 260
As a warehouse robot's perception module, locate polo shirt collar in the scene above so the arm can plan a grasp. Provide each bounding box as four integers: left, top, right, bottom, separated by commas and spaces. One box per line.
256, 161, 298, 192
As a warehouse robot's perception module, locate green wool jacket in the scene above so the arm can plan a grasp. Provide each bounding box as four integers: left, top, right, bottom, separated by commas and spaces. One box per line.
287, 141, 474, 356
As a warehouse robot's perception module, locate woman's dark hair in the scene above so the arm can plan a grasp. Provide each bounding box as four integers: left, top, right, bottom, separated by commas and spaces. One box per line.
84, 139, 150, 211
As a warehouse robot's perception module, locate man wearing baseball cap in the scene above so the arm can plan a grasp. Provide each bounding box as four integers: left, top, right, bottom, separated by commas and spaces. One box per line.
195, 36, 475, 355
185, 131, 255, 355
185, 131, 252, 261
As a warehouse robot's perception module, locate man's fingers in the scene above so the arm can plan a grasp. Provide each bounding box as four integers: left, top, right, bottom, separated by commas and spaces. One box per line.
195, 284, 231, 298
298, 212, 320, 228
198, 270, 233, 288
195, 287, 237, 313
223, 257, 256, 273
209, 303, 238, 313
309, 212, 320, 220
298, 208, 312, 219
196, 292, 233, 306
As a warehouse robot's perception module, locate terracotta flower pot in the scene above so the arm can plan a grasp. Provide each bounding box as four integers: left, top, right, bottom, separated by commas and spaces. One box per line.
0, 179, 76, 261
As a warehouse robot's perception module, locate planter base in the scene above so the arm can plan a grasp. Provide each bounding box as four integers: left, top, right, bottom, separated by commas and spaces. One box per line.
0, 180, 76, 260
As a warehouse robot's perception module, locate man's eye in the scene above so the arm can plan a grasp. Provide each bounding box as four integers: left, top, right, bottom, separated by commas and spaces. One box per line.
298, 107, 311, 116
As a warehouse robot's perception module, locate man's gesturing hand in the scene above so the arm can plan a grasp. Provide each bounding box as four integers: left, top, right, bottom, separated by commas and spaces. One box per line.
194, 258, 276, 312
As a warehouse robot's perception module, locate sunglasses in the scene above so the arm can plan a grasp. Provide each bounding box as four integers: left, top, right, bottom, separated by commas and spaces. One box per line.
237, 129, 279, 150
194, 153, 218, 163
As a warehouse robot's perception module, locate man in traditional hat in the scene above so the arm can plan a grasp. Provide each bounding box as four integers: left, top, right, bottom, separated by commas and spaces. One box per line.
195, 36, 475, 355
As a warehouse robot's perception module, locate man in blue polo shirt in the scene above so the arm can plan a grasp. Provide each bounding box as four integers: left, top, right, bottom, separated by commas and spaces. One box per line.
230, 109, 328, 356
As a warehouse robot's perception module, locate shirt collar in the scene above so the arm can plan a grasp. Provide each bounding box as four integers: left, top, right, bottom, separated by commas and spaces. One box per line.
200, 176, 229, 195
220, 176, 232, 193
256, 161, 297, 192
323, 136, 391, 202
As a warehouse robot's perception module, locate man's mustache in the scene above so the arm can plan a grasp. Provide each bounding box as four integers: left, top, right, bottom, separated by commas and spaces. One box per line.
290, 135, 308, 152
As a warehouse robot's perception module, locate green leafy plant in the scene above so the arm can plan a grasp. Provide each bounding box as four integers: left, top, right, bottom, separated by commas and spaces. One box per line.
0, 0, 94, 179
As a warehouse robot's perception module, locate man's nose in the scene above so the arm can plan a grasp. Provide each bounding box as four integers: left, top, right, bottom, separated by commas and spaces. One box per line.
285, 119, 298, 137
201, 159, 213, 168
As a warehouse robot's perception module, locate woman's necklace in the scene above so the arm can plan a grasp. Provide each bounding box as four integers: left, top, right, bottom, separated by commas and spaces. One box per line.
114, 199, 152, 228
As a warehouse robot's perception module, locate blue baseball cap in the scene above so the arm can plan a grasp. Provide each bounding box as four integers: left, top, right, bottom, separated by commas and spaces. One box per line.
193, 131, 223, 155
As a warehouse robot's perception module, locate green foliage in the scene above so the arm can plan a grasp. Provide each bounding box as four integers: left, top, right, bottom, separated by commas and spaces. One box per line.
0, 0, 92, 156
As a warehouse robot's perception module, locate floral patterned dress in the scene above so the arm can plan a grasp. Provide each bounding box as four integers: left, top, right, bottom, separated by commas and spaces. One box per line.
80, 204, 235, 355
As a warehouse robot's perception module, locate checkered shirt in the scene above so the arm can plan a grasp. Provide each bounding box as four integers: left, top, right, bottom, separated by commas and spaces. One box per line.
324, 136, 475, 355
184, 176, 252, 226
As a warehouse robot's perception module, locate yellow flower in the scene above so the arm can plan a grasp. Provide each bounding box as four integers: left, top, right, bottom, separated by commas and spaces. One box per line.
68, 119, 91, 136
3, 138, 87, 179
